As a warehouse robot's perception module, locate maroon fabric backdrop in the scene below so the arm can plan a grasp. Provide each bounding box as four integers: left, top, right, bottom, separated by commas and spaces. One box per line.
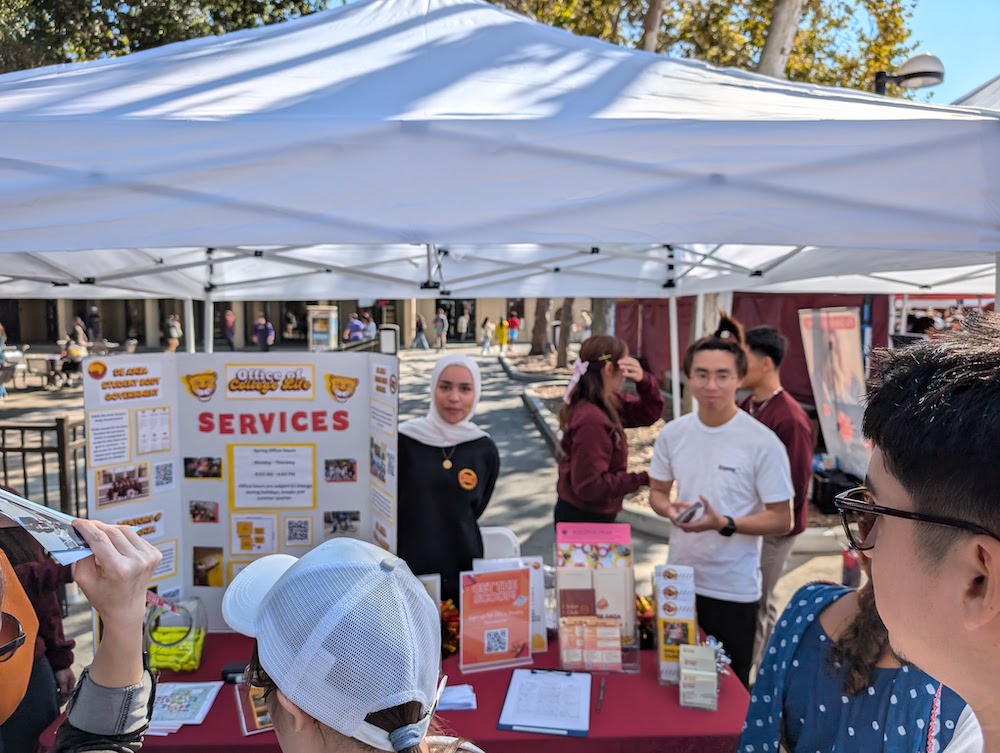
616, 294, 888, 406
731, 293, 889, 406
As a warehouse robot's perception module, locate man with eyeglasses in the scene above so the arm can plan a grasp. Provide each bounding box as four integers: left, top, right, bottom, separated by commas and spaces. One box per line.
835, 315, 998, 750
649, 317, 794, 688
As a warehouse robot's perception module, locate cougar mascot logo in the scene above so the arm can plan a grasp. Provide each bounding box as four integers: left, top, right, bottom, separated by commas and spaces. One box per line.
326, 374, 359, 402
182, 370, 218, 402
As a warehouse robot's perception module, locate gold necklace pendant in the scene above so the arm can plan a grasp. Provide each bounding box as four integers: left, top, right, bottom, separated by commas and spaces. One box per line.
441, 446, 456, 470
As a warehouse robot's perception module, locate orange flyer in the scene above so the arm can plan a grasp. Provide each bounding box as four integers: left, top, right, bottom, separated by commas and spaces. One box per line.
459, 568, 533, 674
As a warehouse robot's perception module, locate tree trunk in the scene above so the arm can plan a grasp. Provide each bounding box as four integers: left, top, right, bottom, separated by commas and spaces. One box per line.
757, 0, 805, 78
529, 297, 551, 356
590, 298, 613, 337
556, 297, 575, 368
639, 0, 665, 52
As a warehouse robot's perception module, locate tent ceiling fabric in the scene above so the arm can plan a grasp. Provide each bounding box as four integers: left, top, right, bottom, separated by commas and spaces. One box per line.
1, 0, 999, 272
2, 244, 997, 300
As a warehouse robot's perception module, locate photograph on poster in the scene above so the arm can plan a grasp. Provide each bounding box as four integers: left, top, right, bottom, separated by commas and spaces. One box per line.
324, 458, 357, 483
284, 517, 313, 547
663, 621, 691, 645
322, 510, 360, 538
96, 463, 151, 508
370, 437, 387, 483
229, 561, 252, 583
189, 500, 219, 523
232, 514, 278, 555
184, 457, 223, 479
193, 546, 224, 587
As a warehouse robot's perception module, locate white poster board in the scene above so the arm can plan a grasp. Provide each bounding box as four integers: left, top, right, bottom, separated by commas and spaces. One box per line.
798, 308, 871, 480
83, 352, 399, 630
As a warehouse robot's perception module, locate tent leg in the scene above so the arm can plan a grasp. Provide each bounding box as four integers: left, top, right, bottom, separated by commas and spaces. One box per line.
898, 294, 909, 335
995, 252, 1000, 305
694, 294, 705, 339
669, 294, 681, 421
204, 293, 215, 354
184, 298, 196, 354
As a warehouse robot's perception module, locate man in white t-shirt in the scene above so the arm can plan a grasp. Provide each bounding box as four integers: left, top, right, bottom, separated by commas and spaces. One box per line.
648, 318, 793, 688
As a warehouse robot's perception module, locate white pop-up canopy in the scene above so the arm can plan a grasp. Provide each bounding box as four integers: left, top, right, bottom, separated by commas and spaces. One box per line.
1, 0, 999, 280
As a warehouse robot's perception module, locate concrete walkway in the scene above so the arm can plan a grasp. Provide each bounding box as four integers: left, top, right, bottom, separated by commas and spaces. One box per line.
3, 344, 840, 679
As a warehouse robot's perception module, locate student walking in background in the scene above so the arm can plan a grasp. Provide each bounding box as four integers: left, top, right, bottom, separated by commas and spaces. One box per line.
252, 313, 275, 351
411, 314, 430, 349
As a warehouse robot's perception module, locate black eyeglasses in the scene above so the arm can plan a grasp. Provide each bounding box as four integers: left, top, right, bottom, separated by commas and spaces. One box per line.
0, 611, 26, 662
835, 486, 1000, 552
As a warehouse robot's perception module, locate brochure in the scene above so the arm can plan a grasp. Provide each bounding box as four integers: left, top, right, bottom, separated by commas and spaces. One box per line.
555, 522, 632, 568
473, 555, 547, 652
152, 681, 223, 726
459, 568, 533, 674
654, 564, 697, 684
0, 487, 90, 565
234, 683, 275, 736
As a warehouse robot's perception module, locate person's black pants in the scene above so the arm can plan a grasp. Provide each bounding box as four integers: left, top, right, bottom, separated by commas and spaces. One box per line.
553, 498, 617, 525
696, 594, 759, 689
1, 655, 59, 753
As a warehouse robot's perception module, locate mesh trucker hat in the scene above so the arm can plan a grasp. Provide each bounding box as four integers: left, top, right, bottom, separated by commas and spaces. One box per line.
222, 538, 445, 751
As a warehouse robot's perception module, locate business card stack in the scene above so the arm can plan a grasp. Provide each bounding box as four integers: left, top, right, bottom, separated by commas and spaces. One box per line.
678, 644, 719, 711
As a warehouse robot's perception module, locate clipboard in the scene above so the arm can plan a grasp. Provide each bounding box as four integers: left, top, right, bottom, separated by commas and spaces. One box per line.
497, 668, 591, 737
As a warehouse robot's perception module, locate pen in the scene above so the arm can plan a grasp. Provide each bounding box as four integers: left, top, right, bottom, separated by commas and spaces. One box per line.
596, 677, 606, 713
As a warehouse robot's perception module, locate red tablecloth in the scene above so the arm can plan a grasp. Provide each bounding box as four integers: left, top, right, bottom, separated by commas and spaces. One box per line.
41, 633, 749, 753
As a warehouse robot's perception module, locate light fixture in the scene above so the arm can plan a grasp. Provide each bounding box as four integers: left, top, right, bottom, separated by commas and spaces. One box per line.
874, 53, 944, 95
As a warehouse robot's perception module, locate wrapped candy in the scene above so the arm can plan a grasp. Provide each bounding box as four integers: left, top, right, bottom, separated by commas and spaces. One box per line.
440, 599, 460, 659
701, 635, 732, 679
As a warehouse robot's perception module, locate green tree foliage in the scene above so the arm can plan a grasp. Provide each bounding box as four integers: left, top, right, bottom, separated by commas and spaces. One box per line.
0, 0, 327, 73
491, 0, 916, 93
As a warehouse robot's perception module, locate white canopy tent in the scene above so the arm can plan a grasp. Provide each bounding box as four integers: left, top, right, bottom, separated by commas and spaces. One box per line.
1, 0, 998, 259
2, 0, 1000, 412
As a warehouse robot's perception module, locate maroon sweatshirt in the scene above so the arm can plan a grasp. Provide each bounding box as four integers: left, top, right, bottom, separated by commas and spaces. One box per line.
739, 389, 814, 536
13, 554, 76, 671
557, 373, 665, 515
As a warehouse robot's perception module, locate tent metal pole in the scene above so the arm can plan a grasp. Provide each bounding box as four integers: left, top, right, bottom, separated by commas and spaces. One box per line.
995, 252, 1000, 304
204, 291, 215, 353
898, 294, 909, 334
669, 294, 681, 421
692, 294, 704, 411
184, 298, 196, 354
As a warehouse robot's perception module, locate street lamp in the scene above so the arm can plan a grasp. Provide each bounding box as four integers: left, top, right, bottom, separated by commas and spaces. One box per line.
874, 53, 944, 95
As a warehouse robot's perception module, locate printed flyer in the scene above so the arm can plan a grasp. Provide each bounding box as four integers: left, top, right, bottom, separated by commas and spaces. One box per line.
83, 352, 399, 631
459, 568, 533, 674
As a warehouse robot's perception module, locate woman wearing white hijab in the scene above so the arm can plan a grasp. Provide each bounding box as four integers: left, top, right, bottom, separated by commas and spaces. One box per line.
397, 354, 500, 604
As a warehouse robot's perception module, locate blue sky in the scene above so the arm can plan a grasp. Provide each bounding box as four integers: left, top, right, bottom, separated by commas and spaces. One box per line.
908, 0, 1000, 102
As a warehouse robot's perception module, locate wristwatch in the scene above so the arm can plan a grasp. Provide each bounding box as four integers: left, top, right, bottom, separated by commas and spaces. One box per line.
719, 515, 737, 537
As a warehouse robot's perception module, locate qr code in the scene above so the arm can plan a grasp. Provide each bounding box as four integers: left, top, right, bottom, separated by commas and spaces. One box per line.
484, 628, 508, 654
287, 519, 310, 543
153, 462, 174, 489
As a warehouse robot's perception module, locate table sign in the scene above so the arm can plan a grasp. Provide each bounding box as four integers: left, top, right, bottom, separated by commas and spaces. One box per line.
473, 555, 547, 652
459, 568, 532, 673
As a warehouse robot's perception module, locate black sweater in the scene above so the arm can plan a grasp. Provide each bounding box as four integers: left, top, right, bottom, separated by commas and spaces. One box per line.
396, 434, 500, 603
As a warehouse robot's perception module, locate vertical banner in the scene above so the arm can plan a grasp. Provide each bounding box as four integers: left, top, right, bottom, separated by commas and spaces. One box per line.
85, 352, 398, 631
798, 308, 871, 480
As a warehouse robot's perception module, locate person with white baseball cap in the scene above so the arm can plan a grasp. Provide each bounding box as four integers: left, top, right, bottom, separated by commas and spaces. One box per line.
222, 537, 478, 753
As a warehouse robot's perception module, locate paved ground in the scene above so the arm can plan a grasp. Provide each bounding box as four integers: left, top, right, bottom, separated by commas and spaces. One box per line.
2, 343, 839, 679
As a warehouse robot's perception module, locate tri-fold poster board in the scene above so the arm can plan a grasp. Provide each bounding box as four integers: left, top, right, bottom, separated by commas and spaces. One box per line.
82, 352, 399, 630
